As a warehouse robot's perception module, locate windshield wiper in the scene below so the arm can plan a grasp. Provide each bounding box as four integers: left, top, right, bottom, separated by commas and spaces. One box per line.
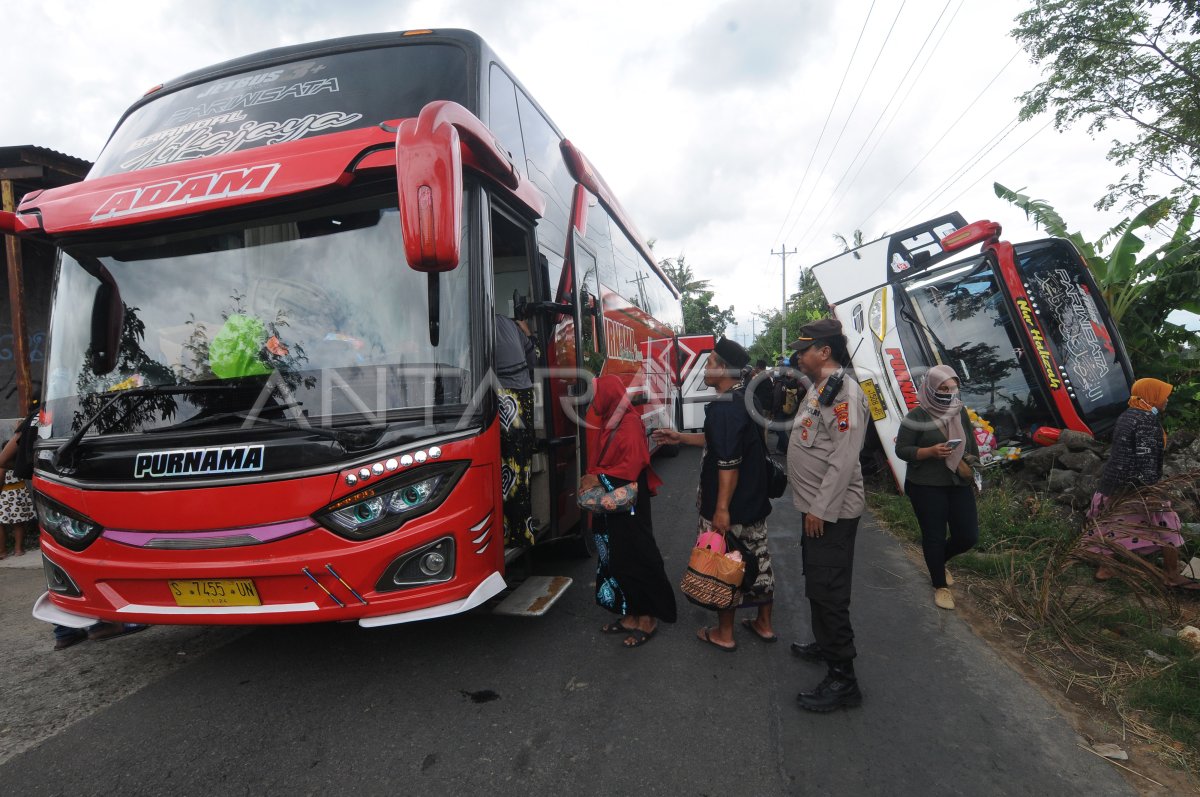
149, 408, 359, 445
52, 384, 245, 468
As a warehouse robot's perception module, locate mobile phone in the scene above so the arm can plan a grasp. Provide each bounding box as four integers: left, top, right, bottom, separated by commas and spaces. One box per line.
946, 438, 963, 449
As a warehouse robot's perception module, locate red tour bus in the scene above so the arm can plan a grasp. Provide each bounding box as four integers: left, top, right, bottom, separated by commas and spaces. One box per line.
0, 30, 694, 628
810, 213, 1135, 489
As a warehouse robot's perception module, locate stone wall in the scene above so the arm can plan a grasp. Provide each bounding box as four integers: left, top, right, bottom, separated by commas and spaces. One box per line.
1010, 429, 1200, 520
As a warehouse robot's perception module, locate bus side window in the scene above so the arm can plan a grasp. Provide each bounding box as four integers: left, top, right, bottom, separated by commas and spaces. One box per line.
580, 192, 617, 291
487, 65, 526, 178
516, 89, 574, 263
490, 205, 534, 322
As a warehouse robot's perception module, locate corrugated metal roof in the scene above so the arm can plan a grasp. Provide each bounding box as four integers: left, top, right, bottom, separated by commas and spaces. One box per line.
0, 145, 92, 179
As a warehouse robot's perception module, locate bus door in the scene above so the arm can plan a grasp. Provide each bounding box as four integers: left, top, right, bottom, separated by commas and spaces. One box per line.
571, 237, 606, 480
487, 201, 554, 542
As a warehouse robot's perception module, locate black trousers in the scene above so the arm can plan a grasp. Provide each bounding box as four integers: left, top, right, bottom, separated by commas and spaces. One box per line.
904, 481, 979, 588
801, 514, 860, 663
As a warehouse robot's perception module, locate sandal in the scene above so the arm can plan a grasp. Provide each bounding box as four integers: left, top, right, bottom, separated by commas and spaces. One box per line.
601, 620, 637, 634
740, 617, 778, 643
697, 626, 737, 652
622, 625, 657, 648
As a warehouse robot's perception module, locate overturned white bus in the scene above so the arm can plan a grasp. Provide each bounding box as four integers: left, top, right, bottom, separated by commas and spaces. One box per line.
810, 213, 1135, 489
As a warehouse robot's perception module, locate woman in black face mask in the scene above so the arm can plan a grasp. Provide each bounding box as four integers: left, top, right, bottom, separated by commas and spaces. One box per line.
894, 364, 980, 610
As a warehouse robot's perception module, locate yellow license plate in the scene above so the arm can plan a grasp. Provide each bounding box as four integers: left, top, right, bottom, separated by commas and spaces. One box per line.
168, 579, 260, 607
860, 379, 888, 421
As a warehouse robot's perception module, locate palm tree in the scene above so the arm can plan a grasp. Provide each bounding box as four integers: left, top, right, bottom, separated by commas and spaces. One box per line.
659, 256, 709, 295
832, 230, 866, 253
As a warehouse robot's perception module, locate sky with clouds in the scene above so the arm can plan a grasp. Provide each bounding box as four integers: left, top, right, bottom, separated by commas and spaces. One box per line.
3, 0, 1176, 344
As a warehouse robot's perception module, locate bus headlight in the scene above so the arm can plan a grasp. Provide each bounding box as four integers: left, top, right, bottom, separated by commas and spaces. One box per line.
315, 461, 467, 541
33, 493, 104, 552
868, 287, 888, 341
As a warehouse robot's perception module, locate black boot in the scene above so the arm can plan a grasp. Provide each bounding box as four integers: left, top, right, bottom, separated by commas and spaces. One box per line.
797, 661, 862, 712
789, 641, 824, 663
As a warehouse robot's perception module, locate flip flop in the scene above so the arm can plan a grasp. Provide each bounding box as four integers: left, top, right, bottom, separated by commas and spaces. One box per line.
601, 620, 637, 634
622, 626, 657, 648
740, 617, 778, 643
697, 626, 737, 653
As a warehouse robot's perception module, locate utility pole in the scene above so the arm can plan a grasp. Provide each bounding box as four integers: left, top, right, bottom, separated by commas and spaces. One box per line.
772, 244, 796, 355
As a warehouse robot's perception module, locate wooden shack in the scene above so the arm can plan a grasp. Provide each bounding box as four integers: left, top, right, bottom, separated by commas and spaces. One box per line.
0, 146, 91, 424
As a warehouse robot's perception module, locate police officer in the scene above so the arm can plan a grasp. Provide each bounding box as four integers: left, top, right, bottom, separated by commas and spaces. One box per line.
785, 318, 869, 712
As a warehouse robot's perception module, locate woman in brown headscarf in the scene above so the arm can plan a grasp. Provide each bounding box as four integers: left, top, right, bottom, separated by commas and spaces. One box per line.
1084, 378, 1186, 584
894, 364, 980, 610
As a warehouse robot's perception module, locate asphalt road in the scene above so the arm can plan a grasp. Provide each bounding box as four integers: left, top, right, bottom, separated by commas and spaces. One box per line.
0, 447, 1131, 796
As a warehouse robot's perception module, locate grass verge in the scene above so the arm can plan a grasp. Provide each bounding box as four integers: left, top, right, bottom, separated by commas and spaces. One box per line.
868, 471, 1200, 781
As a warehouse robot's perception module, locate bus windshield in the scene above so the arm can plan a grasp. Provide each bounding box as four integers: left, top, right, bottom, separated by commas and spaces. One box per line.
43, 196, 474, 439
899, 256, 1055, 442
91, 43, 470, 177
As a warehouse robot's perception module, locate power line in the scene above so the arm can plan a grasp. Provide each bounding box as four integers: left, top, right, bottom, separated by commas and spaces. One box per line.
835, 0, 967, 207
792, 0, 967, 250
854, 47, 1024, 234
789, 0, 957, 253
782, 0, 909, 246
936, 119, 1055, 213
770, 1, 878, 249
898, 113, 1023, 227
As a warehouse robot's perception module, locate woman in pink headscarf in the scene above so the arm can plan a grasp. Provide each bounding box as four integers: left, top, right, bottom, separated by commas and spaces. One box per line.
1084, 377, 1186, 584
894, 364, 980, 610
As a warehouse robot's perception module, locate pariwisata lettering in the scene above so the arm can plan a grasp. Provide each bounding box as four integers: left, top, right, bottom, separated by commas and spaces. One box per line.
134, 445, 265, 478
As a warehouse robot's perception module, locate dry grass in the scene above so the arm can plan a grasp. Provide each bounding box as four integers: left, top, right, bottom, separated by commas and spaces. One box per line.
869, 469, 1200, 781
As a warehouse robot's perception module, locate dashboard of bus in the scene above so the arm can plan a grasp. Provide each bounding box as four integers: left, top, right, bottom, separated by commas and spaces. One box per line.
895, 254, 1058, 444
42, 195, 481, 443
894, 241, 1132, 441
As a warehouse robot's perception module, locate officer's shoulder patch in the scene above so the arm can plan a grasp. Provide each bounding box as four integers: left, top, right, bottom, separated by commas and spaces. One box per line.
834, 401, 850, 432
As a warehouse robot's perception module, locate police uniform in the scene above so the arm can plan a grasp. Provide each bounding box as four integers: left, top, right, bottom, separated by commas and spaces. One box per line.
786, 332, 869, 667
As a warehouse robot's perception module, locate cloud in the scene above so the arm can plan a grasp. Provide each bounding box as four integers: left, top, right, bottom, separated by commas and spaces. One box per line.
674, 0, 834, 91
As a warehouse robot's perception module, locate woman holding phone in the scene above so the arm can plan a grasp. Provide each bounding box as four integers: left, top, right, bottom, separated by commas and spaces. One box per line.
895, 365, 980, 610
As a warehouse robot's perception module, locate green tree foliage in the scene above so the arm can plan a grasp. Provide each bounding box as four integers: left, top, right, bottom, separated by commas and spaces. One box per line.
659, 256, 737, 337
995, 181, 1200, 420
747, 267, 830, 364
833, 229, 866, 252
1012, 0, 1200, 211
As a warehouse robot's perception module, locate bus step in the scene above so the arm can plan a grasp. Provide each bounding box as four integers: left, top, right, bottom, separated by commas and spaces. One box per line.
504, 545, 527, 565
492, 575, 573, 617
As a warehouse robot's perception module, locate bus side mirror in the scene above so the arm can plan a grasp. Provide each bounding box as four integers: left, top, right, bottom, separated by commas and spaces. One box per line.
90, 281, 124, 375
396, 112, 463, 272
940, 220, 1002, 252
